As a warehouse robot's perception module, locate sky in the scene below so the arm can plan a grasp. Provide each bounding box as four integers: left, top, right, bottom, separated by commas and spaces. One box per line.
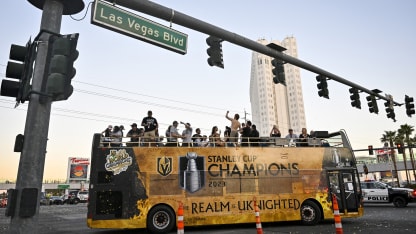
1, 0, 415, 181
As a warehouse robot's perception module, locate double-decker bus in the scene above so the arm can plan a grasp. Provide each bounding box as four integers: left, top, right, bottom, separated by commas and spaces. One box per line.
87, 130, 363, 233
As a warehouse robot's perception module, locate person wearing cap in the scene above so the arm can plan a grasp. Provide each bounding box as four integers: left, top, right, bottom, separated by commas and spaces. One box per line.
167, 121, 184, 147
180, 122, 193, 147
126, 123, 141, 147
101, 125, 113, 147
141, 110, 158, 146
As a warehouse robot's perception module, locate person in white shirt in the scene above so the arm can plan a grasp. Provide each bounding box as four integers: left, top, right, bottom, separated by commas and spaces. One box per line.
285, 129, 298, 147
180, 122, 193, 147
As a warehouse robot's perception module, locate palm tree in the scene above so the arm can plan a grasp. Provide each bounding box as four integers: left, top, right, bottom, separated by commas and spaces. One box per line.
380, 131, 399, 185
398, 124, 415, 184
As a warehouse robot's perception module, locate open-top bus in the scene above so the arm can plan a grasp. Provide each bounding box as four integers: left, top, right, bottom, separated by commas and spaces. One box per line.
87, 130, 363, 233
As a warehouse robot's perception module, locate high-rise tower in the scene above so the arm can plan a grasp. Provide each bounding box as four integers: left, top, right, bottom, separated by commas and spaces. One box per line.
249, 37, 306, 137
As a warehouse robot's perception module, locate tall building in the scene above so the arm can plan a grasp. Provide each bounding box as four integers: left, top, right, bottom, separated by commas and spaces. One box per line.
249, 37, 306, 137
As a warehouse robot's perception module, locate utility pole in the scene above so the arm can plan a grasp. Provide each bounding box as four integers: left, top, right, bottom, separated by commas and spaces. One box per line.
8, 1, 83, 233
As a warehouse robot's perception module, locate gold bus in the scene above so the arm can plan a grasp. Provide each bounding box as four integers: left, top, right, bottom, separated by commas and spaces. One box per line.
87, 130, 363, 233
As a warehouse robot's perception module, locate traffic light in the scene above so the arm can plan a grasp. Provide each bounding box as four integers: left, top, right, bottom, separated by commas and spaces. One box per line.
368, 145, 373, 155
271, 58, 286, 86
349, 87, 361, 109
45, 33, 79, 101
206, 36, 224, 68
384, 100, 396, 121
405, 95, 415, 117
397, 143, 404, 154
366, 95, 379, 114
0, 39, 36, 103
316, 75, 329, 99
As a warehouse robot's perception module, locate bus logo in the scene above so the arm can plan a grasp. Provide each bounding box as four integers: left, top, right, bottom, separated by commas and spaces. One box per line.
157, 156, 172, 176
105, 149, 133, 175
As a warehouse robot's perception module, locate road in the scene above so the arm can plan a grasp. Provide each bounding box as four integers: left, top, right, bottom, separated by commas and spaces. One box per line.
1, 203, 416, 233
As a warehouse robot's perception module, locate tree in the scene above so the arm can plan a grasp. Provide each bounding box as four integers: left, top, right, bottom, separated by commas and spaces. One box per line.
398, 124, 415, 184
380, 131, 399, 185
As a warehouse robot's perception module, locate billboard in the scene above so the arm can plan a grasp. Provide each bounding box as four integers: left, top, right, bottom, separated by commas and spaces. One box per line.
67, 157, 90, 181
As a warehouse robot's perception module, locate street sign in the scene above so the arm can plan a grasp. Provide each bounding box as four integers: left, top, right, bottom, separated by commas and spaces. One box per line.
91, 0, 188, 54
57, 184, 70, 189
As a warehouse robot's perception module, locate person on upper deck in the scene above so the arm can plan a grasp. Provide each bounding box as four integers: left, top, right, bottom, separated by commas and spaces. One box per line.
181, 122, 193, 147
126, 123, 141, 147
167, 121, 184, 147
285, 128, 298, 147
270, 125, 281, 137
209, 126, 224, 147
110, 126, 122, 147
250, 124, 260, 147
225, 111, 241, 146
240, 121, 252, 147
141, 110, 158, 145
298, 127, 311, 147
192, 128, 203, 146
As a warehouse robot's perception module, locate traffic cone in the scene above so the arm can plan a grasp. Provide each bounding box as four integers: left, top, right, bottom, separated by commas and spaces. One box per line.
177, 202, 184, 234
332, 194, 343, 234
253, 199, 263, 234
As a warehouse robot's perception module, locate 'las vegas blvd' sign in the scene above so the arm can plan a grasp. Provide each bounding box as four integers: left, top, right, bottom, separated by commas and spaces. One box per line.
91, 0, 188, 54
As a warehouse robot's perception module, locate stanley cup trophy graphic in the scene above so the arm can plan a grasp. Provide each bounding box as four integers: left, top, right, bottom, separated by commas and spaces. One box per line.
183, 152, 202, 193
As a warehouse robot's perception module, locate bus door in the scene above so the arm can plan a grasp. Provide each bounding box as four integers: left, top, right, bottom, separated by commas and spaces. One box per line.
327, 169, 360, 213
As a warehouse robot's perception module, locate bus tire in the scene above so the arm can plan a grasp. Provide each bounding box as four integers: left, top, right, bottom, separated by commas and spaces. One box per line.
392, 196, 407, 208
300, 200, 321, 225
147, 205, 175, 234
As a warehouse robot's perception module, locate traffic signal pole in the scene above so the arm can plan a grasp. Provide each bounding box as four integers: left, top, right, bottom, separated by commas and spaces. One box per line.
9, 1, 62, 233
105, 0, 400, 105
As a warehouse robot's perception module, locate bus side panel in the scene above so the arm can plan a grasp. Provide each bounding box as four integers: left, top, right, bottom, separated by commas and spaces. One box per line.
132, 147, 335, 225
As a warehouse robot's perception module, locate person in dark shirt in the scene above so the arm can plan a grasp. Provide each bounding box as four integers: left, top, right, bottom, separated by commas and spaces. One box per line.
298, 127, 311, 147
250, 124, 260, 147
126, 123, 141, 146
240, 121, 252, 147
270, 125, 281, 137
192, 128, 203, 146
141, 110, 158, 145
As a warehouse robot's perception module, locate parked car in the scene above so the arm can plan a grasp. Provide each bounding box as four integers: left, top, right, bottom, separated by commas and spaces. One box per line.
63, 193, 78, 205
77, 191, 89, 203
361, 180, 415, 207
40, 192, 49, 205
49, 195, 64, 205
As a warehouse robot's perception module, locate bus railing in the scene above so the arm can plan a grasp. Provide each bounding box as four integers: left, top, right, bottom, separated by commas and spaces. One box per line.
98, 134, 345, 148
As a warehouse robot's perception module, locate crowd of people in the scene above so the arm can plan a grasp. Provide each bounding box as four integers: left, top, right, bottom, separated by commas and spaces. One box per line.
101, 110, 314, 147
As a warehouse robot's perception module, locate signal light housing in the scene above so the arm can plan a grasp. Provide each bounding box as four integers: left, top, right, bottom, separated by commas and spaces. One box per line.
405, 95, 415, 117
45, 33, 79, 101
0, 40, 36, 103
349, 87, 361, 109
206, 36, 224, 68
366, 95, 379, 114
316, 75, 329, 99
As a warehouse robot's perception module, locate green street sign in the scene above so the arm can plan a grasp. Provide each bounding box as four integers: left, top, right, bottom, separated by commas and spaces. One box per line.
57, 184, 70, 189
91, 0, 188, 54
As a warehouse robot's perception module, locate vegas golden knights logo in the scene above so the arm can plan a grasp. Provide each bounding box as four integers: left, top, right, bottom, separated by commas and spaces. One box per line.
157, 156, 172, 176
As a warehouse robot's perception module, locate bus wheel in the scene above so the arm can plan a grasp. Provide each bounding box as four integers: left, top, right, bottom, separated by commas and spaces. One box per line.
300, 200, 321, 225
393, 196, 407, 208
147, 205, 175, 234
